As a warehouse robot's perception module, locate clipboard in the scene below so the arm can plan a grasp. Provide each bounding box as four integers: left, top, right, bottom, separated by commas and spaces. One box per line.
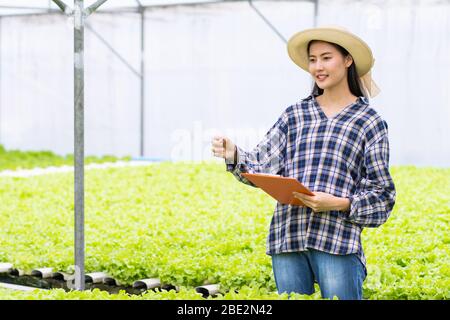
241, 172, 314, 206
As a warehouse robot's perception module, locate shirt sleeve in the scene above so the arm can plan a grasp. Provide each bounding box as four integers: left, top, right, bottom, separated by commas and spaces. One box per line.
345, 121, 396, 228
225, 112, 288, 187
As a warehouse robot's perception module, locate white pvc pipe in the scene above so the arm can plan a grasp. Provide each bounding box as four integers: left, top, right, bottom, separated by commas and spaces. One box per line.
31, 267, 54, 279
133, 278, 161, 290
85, 272, 111, 284
195, 284, 220, 297
0, 263, 13, 273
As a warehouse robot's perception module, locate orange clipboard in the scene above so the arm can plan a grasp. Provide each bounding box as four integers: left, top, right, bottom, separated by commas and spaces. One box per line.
241, 172, 315, 206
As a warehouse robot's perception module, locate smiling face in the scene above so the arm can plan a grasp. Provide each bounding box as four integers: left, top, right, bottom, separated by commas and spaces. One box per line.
308, 40, 354, 92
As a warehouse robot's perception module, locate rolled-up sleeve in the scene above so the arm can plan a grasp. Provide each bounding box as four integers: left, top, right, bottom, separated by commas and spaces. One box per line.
226, 112, 288, 187
346, 125, 396, 228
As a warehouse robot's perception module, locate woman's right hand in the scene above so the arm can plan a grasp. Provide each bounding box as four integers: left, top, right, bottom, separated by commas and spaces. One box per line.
211, 135, 236, 162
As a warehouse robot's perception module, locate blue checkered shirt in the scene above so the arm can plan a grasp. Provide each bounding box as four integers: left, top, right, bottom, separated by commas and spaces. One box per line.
226, 94, 396, 275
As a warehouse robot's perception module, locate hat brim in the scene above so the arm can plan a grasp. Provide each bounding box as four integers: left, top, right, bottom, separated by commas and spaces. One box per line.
287, 27, 374, 77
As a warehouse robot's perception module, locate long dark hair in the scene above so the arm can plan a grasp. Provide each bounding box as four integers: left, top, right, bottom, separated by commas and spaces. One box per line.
308, 40, 366, 98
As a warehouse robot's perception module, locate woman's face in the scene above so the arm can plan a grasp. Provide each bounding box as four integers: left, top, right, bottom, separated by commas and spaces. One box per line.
308, 41, 353, 91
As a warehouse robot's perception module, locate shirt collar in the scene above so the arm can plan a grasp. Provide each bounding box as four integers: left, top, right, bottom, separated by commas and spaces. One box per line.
306, 93, 369, 106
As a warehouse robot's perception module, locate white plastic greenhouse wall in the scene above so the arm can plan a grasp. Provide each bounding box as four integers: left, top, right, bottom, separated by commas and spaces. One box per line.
0, 0, 449, 166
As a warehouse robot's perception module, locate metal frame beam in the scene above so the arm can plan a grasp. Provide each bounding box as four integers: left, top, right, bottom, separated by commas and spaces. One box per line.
314, 0, 319, 27
0, 5, 58, 10
248, 0, 287, 44
1, 0, 315, 17
84, 23, 141, 77
52, 0, 72, 14
85, 0, 108, 16
73, 0, 85, 292
52, 0, 109, 292
137, 0, 146, 157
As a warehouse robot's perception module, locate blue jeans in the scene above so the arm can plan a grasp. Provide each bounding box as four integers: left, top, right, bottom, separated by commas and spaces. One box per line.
271, 249, 366, 300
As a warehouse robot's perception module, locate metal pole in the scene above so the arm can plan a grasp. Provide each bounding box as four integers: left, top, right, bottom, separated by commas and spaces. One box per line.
314, 0, 319, 27
74, 0, 85, 291
140, 6, 145, 157
52, 0, 108, 292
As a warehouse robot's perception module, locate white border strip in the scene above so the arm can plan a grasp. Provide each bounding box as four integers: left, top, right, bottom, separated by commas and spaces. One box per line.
0, 161, 155, 178
0, 282, 45, 292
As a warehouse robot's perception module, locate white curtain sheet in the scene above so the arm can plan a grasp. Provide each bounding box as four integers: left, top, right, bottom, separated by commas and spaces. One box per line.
0, 0, 449, 166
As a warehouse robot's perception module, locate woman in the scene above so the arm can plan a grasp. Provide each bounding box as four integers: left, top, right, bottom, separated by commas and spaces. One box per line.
211, 26, 396, 300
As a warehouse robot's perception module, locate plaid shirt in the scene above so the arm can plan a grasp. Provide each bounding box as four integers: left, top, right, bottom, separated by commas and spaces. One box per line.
226, 94, 396, 275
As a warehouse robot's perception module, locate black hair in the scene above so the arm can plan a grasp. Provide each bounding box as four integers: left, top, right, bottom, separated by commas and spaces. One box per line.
307, 40, 366, 98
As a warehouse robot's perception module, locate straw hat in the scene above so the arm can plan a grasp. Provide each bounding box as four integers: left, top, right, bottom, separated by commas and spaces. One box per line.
287, 25, 380, 98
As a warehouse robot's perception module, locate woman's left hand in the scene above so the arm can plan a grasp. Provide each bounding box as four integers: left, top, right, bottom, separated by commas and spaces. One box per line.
292, 191, 350, 212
